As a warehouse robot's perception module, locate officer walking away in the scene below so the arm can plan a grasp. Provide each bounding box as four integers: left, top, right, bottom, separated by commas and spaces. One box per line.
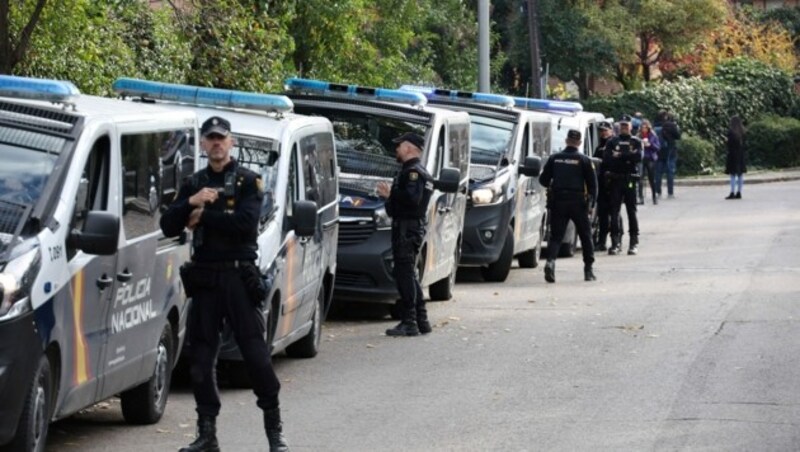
602, 115, 642, 256
539, 129, 598, 283
593, 121, 614, 251
376, 132, 434, 336
160, 116, 289, 452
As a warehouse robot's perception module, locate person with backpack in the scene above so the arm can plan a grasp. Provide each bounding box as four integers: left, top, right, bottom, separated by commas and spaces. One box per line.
654, 110, 681, 199
725, 115, 747, 199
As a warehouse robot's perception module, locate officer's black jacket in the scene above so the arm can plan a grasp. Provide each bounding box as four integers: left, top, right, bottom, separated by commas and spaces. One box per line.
602, 134, 642, 176
385, 157, 433, 220
160, 159, 262, 262
538, 146, 597, 201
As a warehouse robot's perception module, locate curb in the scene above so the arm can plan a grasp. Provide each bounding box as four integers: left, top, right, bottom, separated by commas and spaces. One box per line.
675, 173, 800, 187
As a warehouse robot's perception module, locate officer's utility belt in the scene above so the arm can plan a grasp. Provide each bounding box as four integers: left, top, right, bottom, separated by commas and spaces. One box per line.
189, 259, 253, 270
392, 217, 425, 225
605, 172, 626, 180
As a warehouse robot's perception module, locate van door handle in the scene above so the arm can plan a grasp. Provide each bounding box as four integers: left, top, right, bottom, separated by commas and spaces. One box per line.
97, 274, 113, 290
117, 269, 133, 283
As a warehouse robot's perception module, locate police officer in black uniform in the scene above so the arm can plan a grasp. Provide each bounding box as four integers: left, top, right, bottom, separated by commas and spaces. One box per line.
160, 116, 289, 452
539, 129, 598, 283
593, 121, 614, 251
376, 132, 434, 337
602, 115, 642, 256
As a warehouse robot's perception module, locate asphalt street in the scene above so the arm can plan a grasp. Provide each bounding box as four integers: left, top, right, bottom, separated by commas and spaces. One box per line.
47, 180, 800, 451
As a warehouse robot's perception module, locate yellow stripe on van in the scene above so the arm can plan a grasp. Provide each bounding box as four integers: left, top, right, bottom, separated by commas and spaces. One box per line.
72, 271, 91, 385
280, 239, 297, 338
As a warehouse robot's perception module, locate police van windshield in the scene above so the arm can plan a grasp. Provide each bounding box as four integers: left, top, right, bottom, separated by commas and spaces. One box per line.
470, 115, 514, 166
311, 110, 428, 196
0, 125, 62, 234
199, 134, 279, 218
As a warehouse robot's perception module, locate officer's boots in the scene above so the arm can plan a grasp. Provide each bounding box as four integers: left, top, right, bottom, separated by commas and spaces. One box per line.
608, 238, 622, 255
628, 236, 639, 255
417, 318, 432, 334
264, 407, 290, 452
180, 416, 220, 452
544, 260, 556, 283
386, 320, 420, 337
584, 265, 596, 281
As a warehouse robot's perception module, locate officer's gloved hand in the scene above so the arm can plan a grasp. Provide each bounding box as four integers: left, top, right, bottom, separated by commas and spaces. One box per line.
588, 196, 596, 210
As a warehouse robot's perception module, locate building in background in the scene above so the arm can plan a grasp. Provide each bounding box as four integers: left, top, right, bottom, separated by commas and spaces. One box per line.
730, 0, 800, 9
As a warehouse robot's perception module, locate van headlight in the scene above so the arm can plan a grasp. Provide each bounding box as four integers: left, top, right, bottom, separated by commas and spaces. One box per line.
471, 173, 510, 206
374, 207, 392, 230
0, 248, 41, 321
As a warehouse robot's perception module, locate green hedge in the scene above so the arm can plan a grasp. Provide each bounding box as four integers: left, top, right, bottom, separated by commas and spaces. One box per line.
746, 115, 800, 168
677, 134, 716, 176
583, 58, 799, 170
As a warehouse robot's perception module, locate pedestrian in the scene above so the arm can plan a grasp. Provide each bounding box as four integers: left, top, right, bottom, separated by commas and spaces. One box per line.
160, 116, 289, 452
602, 115, 642, 255
638, 119, 660, 205
376, 131, 434, 337
654, 111, 681, 199
725, 115, 747, 199
539, 129, 598, 283
593, 121, 614, 251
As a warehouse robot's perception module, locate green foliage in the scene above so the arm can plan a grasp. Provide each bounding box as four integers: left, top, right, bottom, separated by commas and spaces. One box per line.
179, 0, 293, 92
583, 57, 798, 160
746, 115, 800, 168
676, 134, 716, 176
753, 6, 800, 55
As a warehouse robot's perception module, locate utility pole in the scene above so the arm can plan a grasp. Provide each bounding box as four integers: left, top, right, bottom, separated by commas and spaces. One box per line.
478, 0, 490, 92
526, 0, 543, 98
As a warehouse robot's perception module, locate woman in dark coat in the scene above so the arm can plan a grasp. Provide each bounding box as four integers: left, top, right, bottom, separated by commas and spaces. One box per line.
725, 115, 746, 199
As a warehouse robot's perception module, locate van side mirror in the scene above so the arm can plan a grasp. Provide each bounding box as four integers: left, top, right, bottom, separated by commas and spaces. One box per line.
68, 211, 119, 255
292, 200, 317, 237
435, 168, 461, 194
519, 156, 542, 177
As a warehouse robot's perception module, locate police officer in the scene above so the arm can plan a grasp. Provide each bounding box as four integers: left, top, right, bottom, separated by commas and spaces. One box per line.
593, 121, 614, 251
376, 131, 434, 336
539, 129, 598, 283
160, 116, 289, 452
602, 115, 642, 255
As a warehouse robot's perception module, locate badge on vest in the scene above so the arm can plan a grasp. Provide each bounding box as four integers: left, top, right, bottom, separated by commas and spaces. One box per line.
409, 172, 419, 181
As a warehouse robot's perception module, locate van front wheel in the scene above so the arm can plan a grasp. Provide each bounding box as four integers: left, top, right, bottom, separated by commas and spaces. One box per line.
121, 323, 173, 425
7, 355, 52, 452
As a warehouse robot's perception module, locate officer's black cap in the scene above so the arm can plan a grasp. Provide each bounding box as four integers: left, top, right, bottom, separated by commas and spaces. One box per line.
392, 132, 425, 151
598, 121, 613, 131
619, 114, 633, 124
567, 129, 582, 141
201, 116, 232, 138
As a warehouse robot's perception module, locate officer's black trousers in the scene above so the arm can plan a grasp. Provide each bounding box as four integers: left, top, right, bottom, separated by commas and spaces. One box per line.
187, 265, 280, 417
596, 187, 610, 246
608, 177, 639, 242
392, 219, 427, 323
546, 194, 594, 266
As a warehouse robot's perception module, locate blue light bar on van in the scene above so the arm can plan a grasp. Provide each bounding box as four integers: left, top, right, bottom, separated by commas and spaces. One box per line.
513, 97, 583, 113
285, 78, 427, 107
0, 75, 80, 104
399, 85, 514, 108
112, 78, 294, 113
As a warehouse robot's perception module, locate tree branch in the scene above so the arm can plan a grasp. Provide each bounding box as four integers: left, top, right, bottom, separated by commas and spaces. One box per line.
0, 0, 11, 73
10, 0, 48, 70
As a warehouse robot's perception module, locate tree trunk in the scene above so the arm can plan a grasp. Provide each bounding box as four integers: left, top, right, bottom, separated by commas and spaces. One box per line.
0, 0, 48, 75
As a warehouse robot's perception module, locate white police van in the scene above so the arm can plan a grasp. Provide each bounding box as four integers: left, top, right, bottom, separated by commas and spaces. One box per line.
285, 78, 468, 308
534, 102, 607, 257
0, 76, 197, 451
400, 87, 548, 282
112, 79, 339, 380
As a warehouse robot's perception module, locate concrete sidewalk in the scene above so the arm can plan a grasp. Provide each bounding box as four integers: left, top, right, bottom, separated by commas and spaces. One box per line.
675, 167, 800, 186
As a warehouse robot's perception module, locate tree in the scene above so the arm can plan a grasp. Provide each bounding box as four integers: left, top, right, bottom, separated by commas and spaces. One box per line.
0, 0, 47, 74
613, 0, 726, 83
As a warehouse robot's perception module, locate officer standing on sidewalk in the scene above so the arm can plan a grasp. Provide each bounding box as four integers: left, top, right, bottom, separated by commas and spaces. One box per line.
376, 132, 434, 337
539, 129, 598, 283
593, 121, 614, 251
160, 116, 289, 452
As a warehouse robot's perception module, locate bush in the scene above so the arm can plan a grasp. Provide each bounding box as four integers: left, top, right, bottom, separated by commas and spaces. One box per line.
677, 134, 716, 176
745, 115, 800, 168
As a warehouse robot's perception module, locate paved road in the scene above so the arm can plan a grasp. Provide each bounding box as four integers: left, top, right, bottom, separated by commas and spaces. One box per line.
47, 181, 800, 451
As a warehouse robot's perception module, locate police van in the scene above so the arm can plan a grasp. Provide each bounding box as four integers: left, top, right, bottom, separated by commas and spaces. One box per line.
524, 101, 606, 258
0, 75, 197, 450
285, 78, 468, 307
400, 87, 547, 282
112, 79, 339, 375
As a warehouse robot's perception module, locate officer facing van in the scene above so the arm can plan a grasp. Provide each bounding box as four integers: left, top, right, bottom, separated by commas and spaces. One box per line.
539, 129, 598, 283
376, 132, 434, 337
602, 115, 642, 255
160, 116, 289, 452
